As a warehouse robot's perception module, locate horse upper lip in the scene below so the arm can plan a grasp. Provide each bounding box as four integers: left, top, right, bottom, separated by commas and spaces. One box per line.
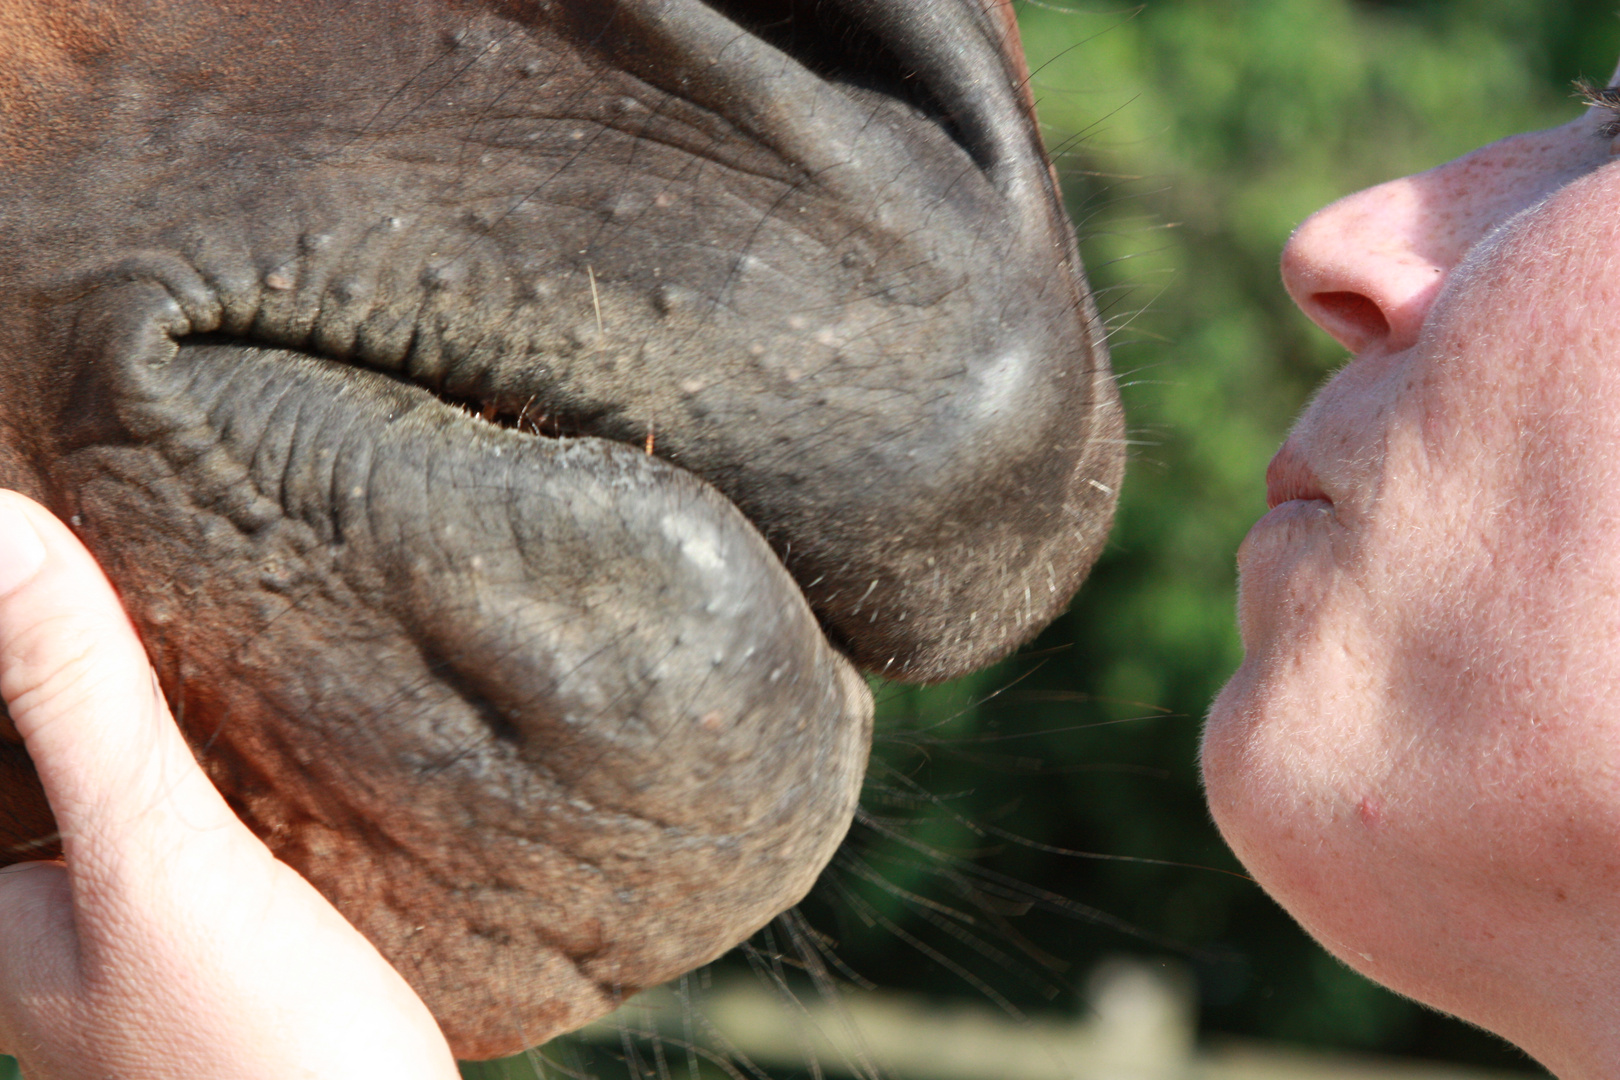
1265, 440, 1330, 509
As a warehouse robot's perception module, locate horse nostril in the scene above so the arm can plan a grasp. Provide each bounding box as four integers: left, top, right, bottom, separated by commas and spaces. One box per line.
699, 0, 1017, 176
1312, 291, 1390, 351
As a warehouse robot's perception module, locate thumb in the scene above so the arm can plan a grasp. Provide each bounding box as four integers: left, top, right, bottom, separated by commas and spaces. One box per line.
0, 494, 458, 1077
0, 492, 244, 915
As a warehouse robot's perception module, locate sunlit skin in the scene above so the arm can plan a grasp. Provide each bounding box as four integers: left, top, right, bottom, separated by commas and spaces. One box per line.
1203, 60, 1620, 1078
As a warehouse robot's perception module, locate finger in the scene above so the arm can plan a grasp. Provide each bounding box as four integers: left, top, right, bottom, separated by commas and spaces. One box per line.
0, 861, 76, 1045
0, 493, 248, 907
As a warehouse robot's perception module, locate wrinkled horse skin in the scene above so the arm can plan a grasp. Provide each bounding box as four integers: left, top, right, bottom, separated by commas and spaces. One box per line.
0, 0, 1122, 1058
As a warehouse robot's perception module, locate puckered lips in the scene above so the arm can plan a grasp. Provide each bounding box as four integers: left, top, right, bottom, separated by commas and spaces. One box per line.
1266, 440, 1331, 509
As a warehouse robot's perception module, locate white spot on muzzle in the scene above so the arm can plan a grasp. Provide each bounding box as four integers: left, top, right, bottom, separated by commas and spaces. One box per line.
971, 346, 1036, 422
660, 513, 726, 573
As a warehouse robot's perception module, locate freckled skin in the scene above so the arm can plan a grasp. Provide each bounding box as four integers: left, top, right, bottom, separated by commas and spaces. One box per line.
1204, 68, 1620, 1078
0, 0, 1122, 1059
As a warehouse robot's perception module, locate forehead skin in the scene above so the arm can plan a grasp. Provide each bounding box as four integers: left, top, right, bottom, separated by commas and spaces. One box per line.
1203, 99, 1620, 1075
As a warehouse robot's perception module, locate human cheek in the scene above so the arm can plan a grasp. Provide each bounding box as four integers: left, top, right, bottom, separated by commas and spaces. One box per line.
1210, 159, 1620, 803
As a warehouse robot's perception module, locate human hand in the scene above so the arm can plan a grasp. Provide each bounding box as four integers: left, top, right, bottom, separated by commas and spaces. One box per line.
0, 491, 460, 1079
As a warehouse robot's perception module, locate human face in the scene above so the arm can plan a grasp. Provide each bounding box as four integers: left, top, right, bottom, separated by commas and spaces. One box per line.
1203, 67, 1620, 1076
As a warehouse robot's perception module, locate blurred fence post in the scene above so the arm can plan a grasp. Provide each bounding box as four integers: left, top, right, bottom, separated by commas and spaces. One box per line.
581, 957, 1198, 1080
575, 957, 1543, 1080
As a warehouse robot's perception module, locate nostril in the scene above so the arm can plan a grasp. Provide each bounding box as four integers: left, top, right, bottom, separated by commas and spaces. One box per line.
1311, 291, 1389, 351
697, 0, 1018, 176
700, 0, 971, 160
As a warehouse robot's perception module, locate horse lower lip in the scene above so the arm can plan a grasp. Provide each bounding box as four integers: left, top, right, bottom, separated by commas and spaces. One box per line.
103, 338, 874, 1055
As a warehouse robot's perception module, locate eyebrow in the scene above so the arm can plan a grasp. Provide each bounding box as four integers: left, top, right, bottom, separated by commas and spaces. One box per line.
1576, 78, 1620, 137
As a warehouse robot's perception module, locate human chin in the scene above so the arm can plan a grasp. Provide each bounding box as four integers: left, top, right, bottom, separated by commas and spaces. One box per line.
1199, 324, 1448, 985
1200, 522, 1485, 1013
1201, 530, 1384, 912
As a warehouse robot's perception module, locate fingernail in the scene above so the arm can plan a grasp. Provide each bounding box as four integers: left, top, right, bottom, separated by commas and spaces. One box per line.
0, 504, 47, 598
0, 861, 56, 876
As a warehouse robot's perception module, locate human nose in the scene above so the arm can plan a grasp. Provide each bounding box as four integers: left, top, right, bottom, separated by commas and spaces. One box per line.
1280, 123, 1602, 354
